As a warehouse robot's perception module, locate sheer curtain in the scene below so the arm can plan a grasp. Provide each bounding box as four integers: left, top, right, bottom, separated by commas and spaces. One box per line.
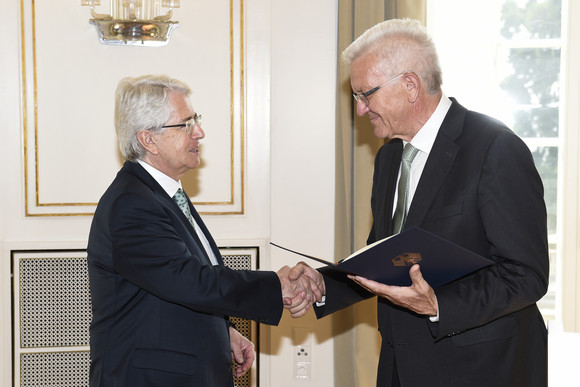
334, 1, 425, 385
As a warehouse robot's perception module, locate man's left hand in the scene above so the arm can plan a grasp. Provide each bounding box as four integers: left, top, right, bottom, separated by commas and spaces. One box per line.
348, 264, 438, 317
229, 326, 255, 378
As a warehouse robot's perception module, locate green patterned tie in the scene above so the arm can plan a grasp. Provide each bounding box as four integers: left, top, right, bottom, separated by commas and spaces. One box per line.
392, 143, 419, 234
173, 188, 195, 227
173, 188, 219, 265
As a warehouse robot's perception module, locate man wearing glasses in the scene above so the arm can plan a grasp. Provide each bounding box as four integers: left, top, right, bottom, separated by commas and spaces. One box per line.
292, 18, 549, 387
87, 75, 324, 387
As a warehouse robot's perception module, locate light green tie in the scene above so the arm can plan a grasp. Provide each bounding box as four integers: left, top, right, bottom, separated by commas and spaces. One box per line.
173, 188, 219, 265
392, 143, 419, 234
173, 188, 195, 227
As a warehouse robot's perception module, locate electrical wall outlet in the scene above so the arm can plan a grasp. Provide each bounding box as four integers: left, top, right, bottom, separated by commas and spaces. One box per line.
295, 345, 312, 362
294, 346, 311, 379
293, 328, 312, 380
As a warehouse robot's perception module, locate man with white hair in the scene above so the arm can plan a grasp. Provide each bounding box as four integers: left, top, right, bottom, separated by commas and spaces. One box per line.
87, 75, 324, 387
293, 19, 549, 387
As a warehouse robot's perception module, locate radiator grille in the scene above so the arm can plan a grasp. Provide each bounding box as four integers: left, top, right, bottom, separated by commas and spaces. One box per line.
19, 257, 91, 348
224, 252, 256, 387
13, 248, 258, 387
20, 351, 90, 387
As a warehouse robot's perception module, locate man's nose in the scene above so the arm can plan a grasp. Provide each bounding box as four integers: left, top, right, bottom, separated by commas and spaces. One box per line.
192, 124, 204, 139
356, 99, 370, 116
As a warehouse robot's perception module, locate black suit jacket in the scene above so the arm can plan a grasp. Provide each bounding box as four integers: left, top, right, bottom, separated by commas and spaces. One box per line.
87, 161, 283, 387
316, 99, 549, 387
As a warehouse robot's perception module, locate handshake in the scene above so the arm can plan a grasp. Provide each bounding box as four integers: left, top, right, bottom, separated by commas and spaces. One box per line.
276, 262, 326, 318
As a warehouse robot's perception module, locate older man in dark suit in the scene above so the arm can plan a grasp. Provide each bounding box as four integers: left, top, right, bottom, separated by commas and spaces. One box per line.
87, 75, 324, 387
293, 19, 549, 387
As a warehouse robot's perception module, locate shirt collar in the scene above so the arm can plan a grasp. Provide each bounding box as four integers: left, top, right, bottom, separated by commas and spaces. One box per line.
407, 93, 452, 154
137, 159, 182, 198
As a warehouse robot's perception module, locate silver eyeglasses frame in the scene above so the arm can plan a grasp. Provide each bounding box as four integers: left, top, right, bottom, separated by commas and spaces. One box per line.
161, 113, 202, 135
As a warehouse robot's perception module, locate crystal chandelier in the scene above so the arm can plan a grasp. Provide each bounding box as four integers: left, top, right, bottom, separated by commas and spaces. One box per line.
81, 0, 180, 46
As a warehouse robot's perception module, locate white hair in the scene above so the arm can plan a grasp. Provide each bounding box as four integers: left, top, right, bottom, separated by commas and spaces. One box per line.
342, 18, 442, 94
115, 74, 191, 162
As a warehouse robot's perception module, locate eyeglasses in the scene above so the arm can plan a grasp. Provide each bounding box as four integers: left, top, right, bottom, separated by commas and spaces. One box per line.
352, 72, 407, 106
161, 113, 202, 135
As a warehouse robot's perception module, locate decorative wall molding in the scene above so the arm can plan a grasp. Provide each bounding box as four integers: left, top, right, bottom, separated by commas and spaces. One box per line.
20, 0, 245, 216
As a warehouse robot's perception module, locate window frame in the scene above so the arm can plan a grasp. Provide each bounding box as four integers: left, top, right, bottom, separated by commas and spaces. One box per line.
560, 0, 580, 332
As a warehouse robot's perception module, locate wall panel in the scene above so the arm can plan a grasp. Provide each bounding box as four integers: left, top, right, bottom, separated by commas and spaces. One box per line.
19, 0, 245, 216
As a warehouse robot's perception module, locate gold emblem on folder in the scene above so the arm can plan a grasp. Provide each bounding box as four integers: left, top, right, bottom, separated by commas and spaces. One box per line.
392, 252, 423, 266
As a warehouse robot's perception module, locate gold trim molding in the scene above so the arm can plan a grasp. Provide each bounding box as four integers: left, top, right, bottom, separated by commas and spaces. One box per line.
21, 0, 245, 217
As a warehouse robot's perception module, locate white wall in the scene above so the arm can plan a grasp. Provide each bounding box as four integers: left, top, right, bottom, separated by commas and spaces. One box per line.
269, 0, 338, 385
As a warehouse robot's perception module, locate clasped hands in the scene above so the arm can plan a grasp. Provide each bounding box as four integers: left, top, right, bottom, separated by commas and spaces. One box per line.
277, 262, 326, 318
277, 262, 438, 318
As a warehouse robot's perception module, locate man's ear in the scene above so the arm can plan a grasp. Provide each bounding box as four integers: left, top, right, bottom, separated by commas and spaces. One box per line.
136, 130, 159, 155
404, 72, 420, 103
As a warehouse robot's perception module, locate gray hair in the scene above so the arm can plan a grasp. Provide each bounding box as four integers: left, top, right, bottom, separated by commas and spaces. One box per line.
115, 74, 192, 162
342, 18, 442, 95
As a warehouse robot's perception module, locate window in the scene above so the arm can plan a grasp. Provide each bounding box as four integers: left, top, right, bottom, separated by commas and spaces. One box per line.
428, 0, 565, 321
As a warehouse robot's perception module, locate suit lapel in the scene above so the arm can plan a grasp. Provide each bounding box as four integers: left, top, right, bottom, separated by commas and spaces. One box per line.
124, 161, 220, 266
163, 190, 219, 266
406, 100, 464, 228
382, 139, 404, 236
187, 197, 225, 265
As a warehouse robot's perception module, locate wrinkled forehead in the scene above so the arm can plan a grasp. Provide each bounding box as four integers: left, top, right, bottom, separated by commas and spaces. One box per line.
166, 91, 195, 119
350, 54, 391, 88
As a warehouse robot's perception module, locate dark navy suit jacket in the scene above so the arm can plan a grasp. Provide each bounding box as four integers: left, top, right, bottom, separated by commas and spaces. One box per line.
87, 161, 283, 386
315, 98, 549, 387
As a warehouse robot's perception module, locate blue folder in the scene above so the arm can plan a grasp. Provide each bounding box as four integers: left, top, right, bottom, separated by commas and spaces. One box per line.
272, 227, 494, 289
